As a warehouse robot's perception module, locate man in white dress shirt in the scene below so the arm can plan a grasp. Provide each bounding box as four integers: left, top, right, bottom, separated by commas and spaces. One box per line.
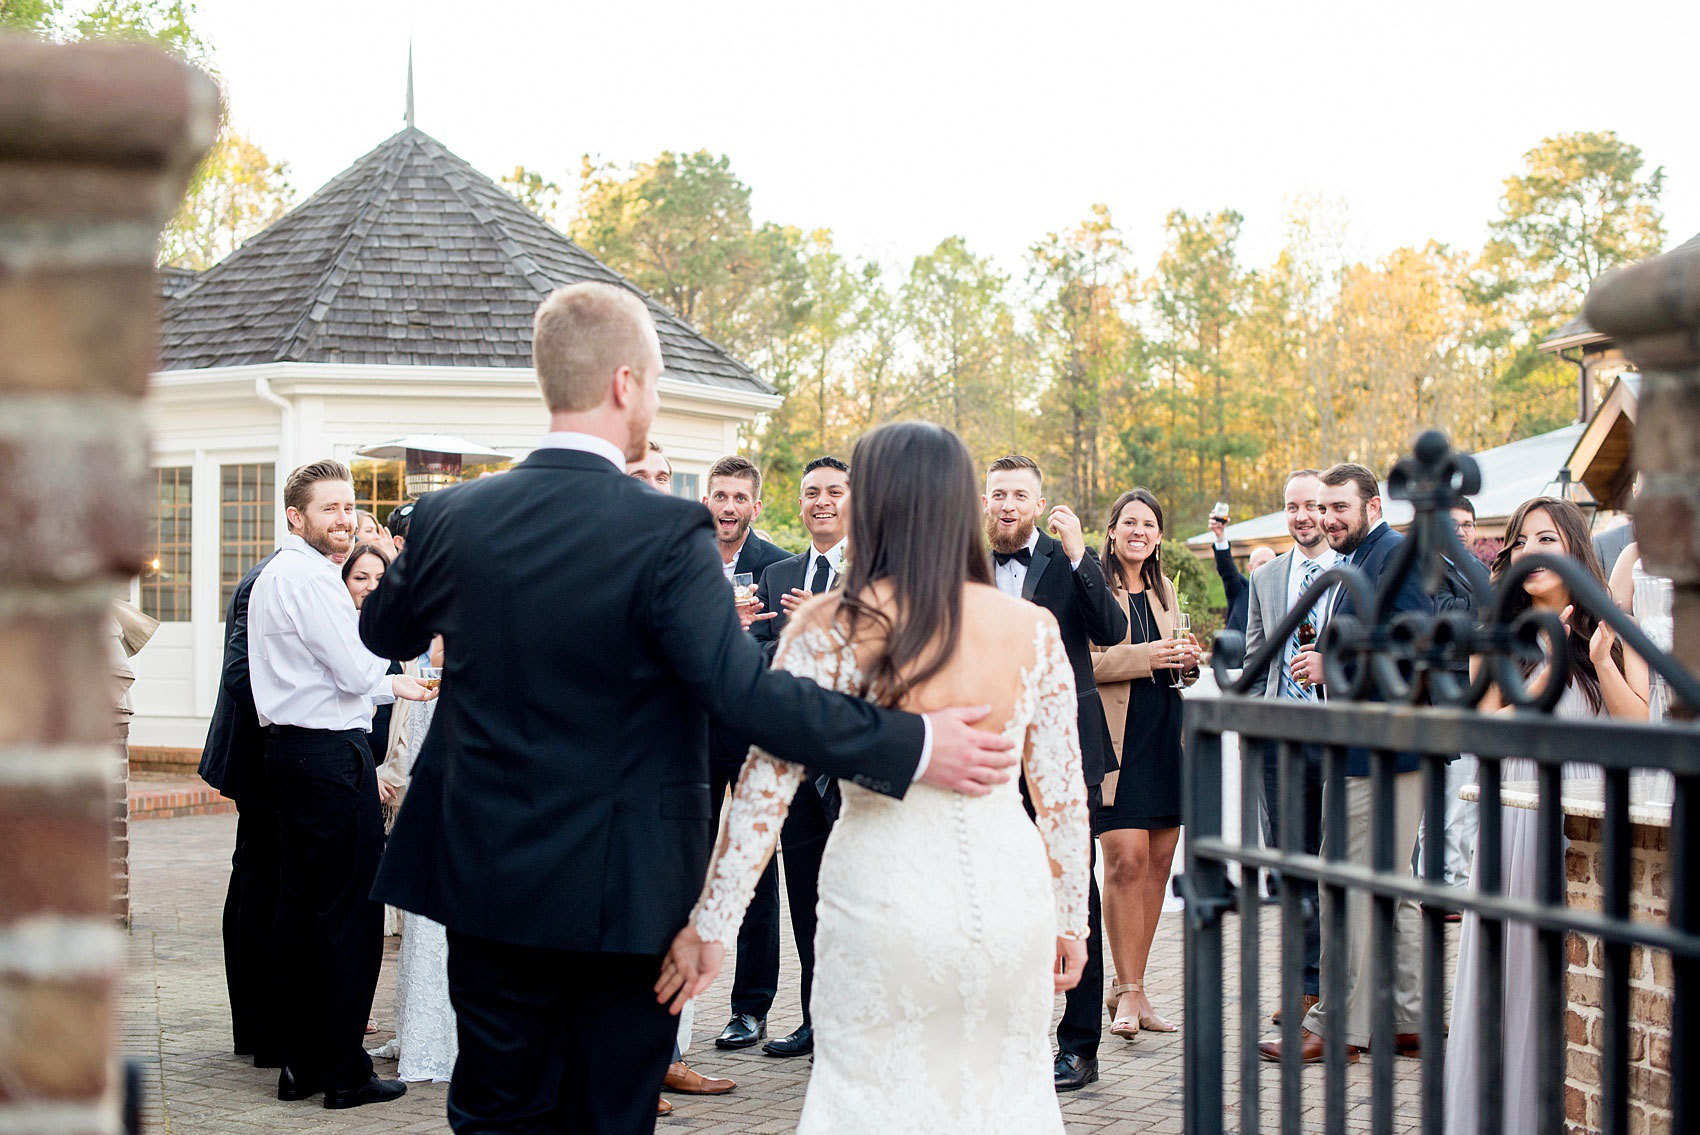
248, 459, 437, 1110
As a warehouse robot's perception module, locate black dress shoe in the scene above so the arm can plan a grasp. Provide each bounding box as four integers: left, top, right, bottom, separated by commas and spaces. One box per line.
1053, 1052, 1099, 1092
323, 1075, 407, 1110
715, 1014, 766, 1049
762, 1024, 813, 1057
276, 1066, 322, 1101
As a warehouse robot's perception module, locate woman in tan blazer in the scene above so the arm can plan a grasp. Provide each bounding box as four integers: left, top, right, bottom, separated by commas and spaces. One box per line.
1091, 488, 1200, 1042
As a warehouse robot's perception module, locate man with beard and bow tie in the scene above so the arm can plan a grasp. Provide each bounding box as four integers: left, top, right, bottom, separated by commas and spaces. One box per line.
982, 454, 1127, 1092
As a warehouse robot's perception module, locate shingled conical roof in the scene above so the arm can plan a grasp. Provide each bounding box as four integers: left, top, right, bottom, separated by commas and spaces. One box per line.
159, 126, 773, 395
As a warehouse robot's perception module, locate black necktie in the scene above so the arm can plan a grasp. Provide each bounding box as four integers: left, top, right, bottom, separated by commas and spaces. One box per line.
993, 547, 1033, 568
810, 554, 832, 594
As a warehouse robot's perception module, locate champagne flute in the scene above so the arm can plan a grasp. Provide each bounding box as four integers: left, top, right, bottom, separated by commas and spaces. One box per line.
1170, 612, 1192, 689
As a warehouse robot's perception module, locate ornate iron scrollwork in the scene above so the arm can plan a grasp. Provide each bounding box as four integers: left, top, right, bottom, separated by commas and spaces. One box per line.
1210, 430, 1700, 715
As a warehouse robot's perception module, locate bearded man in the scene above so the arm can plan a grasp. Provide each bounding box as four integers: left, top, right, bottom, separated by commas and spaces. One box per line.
982, 454, 1127, 1092
247, 459, 438, 1109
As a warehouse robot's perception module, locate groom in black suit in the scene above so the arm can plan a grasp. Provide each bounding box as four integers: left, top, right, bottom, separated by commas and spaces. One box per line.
983, 455, 1128, 1092
360, 282, 1020, 1135
197, 550, 282, 1067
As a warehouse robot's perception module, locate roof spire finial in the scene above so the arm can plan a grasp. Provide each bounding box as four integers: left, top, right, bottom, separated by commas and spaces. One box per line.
405, 41, 415, 128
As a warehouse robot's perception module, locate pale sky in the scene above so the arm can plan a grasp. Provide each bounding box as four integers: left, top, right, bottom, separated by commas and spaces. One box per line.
196, 0, 1696, 281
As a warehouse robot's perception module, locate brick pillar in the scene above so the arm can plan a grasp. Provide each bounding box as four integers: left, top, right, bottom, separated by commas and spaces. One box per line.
1584, 241, 1700, 711
0, 37, 215, 1134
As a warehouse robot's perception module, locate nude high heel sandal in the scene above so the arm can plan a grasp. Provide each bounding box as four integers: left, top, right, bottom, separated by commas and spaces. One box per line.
1130, 981, 1177, 1033
1107, 982, 1139, 1040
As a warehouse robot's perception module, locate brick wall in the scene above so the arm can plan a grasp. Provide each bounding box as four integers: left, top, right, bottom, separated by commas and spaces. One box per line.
1563, 814, 1672, 1135
0, 38, 215, 1133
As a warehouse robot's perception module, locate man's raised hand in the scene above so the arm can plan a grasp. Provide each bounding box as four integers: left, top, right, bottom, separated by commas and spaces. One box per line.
919, 705, 1018, 796
391, 674, 439, 703
1047, 505, 1086, 562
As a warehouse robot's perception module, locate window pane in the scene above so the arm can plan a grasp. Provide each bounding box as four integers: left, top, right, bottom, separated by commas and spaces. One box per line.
220, 463, 275, 610
141, 467, 192, 622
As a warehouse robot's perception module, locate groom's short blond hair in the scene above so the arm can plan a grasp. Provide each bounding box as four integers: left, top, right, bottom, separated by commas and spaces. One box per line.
532, 282, 656, 413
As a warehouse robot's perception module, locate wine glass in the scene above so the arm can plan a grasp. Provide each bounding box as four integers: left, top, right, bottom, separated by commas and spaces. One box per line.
1170, 612, 1192, 689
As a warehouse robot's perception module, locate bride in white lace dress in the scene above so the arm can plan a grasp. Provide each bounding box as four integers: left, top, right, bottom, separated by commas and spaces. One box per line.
658, 423, 1092, 1134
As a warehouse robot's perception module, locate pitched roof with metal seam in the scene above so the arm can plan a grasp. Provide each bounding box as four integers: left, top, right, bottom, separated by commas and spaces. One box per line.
157, 126, 773, 396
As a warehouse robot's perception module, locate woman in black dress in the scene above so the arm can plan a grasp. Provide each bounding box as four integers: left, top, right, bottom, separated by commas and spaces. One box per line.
1090, 489, 1200, 1040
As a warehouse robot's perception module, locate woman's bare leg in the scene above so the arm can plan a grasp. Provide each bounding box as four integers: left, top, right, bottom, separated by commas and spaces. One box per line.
1099, 828, 1151, 1029
1131, 825, 1183, 1026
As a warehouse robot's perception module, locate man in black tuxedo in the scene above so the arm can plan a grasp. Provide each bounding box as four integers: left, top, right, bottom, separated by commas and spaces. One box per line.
982, 455, 1128, 1092
692, 455, 794, 1054
1208, 515, 1251, 633
198, 550, 281, 1067
360, 282, 1019, 1135
1261, 462, 1434, 1065
745, 454, 852, 1058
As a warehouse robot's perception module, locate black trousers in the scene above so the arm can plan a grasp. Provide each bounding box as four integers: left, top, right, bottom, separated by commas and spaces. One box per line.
445, 932, 676, 1135
264, 726, 384, 1090
1260, 740, 1324, 995
778, 780, 835, 1027
221, 793, 284, 1061
1055, 782, 1104, 1061
710, 762, 781, 1020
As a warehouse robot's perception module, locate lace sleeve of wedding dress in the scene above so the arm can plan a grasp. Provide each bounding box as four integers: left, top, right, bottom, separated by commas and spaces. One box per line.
690, 626, 839, 946
1024, 619, 1091, 940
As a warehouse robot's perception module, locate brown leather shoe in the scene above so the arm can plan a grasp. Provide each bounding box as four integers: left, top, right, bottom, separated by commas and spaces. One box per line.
1270, 994, 1320, 1025
663, 1061, 736, 1095
657, 1097, 673, 1116
1348, 1033, 1421, 1058
1258, 1029, 1359, 1065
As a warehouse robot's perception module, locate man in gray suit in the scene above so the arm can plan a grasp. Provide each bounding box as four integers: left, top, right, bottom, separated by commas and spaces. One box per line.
1243, 468, 1336, 1024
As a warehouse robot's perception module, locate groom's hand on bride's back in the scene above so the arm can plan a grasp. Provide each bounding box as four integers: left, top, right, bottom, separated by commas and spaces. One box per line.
919, 706, 1018, 796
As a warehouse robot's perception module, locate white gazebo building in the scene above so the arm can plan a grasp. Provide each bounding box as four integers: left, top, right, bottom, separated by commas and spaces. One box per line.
132, 124, 780, 751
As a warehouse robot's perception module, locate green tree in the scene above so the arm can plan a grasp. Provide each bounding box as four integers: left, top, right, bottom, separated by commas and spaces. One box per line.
501, 166, 562, 226
1470, 130, 1664, 438
1028, 205, 1138, 518
1148, 208, 1251, 520
160, 129, 294, 269
5, 1, 211, 61
570, 150, 795, 360
903, 236, 1016, 457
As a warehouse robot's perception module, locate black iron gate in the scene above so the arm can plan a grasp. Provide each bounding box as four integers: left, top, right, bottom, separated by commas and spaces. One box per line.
1180, 433, 1700, 1135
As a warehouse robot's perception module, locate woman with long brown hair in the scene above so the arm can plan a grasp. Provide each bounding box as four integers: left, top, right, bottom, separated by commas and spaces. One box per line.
1090, 488, 1200, 1040
1445, 497, 1647, 1135
660, 422, 1092, 1134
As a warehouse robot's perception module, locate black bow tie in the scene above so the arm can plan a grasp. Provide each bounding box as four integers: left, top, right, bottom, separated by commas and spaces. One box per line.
994, 547, 1033, 568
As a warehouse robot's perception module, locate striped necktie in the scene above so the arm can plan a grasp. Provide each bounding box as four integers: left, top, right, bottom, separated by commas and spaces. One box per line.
1280, 556, 1323, 700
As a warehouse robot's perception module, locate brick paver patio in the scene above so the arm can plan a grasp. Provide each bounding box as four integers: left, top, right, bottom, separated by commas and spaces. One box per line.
121, 812, 1435, 1132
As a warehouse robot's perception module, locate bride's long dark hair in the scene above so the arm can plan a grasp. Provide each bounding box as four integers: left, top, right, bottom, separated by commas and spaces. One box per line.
836, 422, 994, 708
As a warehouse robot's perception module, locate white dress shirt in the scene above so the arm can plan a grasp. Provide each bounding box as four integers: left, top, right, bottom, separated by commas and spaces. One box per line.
536, 430, 627, 473
248, 534, 395, 731
804, 538, 847, 592
994, 527, 1083, 598
1288, 544, 1339, 622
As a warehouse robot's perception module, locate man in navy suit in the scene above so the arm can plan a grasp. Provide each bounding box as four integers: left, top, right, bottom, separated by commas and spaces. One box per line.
198, 550, 282, 1066
1260, 462, 1433, 1066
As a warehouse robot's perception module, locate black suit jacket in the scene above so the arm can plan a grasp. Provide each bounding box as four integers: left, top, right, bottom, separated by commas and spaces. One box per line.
1019, 532, 1128, 787
359, 448, 925, 955
708, 533, 793, 776
196, 552, 277, 806
1214, 545, 1250, 633
750, 546, 831, 661
1329, 522, 1435, 775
